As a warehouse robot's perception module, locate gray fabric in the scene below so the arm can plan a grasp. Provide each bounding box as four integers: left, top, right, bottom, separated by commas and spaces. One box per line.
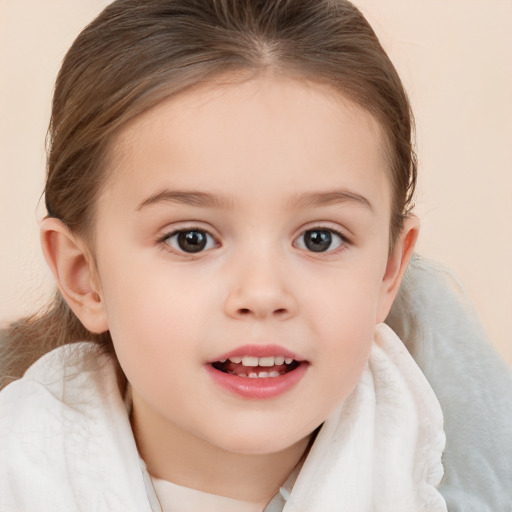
140, 458, 163, 512
264, 491, 286, 512
387, 255, 512, 512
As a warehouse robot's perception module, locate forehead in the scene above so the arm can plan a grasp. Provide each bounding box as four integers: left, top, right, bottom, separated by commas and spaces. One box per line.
102, 75, 391, 212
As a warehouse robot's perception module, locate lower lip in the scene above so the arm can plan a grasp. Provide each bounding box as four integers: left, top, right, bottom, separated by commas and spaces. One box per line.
205, 362, 308, 399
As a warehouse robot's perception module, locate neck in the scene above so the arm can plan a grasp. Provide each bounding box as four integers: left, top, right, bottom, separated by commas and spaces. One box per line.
130, 392, 311, 506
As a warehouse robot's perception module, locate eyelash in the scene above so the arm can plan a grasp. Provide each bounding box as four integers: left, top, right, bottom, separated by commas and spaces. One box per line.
158, 226, 351, 256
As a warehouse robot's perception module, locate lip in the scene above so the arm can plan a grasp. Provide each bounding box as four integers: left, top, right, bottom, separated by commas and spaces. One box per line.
205, 344, 308, 399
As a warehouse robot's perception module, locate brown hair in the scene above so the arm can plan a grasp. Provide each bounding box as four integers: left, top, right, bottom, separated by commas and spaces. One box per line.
0, 0, 416, 388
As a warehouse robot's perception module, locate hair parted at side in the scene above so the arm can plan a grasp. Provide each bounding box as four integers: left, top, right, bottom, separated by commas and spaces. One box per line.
1, 0, 417, 388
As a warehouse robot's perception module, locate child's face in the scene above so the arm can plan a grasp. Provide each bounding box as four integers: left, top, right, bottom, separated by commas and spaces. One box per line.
89, 75, 410, 456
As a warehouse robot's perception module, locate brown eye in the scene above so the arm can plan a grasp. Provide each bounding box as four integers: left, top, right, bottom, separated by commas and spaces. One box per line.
165, 229, 215, 253
295, 229, 344, 253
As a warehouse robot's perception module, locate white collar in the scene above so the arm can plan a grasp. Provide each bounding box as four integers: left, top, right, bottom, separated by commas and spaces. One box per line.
283, 324, 446, 511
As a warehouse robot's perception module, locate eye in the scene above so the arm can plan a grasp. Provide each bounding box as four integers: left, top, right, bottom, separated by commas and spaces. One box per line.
164, 229, 216, 254
295, 228, 345, 253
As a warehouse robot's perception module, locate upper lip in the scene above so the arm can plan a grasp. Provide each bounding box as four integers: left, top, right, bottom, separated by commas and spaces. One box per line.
207, 344, 304, 364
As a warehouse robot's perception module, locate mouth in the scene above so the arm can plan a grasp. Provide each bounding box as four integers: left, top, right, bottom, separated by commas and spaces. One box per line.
206, 347, 308, 399
210, 355, 301, 378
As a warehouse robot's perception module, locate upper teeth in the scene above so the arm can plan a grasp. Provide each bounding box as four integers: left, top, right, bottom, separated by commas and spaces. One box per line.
227, 356, 293, 366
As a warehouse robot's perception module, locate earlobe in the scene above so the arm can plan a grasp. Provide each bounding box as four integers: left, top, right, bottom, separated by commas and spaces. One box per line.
40, 217, 109, 334
376, 216, 419, 323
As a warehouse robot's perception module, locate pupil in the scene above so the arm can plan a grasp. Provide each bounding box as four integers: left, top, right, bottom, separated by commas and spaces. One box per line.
178, 230, 207, 253
304, 230, 332, 252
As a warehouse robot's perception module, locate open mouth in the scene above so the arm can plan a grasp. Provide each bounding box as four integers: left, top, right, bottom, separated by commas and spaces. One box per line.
206, 350, 308, 398
211, 355, 301, 379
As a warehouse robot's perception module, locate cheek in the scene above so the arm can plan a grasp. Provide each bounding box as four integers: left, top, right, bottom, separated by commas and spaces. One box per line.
309, 264, 384, 334
97, 253, 221, 375
305, 265, 384, 401
320, 298, 375, 380
103, 284, 199, 412
98, 264, 182, 363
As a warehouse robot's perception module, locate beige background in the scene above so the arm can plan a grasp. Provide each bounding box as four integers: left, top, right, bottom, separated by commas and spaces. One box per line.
1, 1, 511, 365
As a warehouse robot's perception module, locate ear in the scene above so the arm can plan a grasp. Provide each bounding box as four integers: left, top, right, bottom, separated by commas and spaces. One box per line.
40, 217, 109, 333
376, 216, 419, 323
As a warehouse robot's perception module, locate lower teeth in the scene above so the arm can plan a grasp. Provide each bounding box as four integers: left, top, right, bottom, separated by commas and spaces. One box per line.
235, 370, 283, 378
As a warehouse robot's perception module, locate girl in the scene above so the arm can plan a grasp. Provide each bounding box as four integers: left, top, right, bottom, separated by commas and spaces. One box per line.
1, 1, 511, 511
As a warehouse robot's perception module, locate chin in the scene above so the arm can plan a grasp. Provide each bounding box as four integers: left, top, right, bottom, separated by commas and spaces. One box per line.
206, 424, 314, 456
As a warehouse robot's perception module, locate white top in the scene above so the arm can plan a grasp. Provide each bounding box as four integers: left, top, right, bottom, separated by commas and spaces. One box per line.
151, 476, 264, 512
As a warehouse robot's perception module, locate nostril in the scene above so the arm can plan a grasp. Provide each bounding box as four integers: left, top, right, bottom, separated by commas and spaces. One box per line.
274, 308, 288, 316
238, 308, 251, 315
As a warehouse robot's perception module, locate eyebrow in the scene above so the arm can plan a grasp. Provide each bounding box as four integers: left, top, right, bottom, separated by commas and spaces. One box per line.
289, 190, 373, 212
136, 190, 233, 211
135, 188, 373, 212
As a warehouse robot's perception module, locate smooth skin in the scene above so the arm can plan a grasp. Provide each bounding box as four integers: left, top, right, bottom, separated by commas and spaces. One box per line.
41, 74, 418, 507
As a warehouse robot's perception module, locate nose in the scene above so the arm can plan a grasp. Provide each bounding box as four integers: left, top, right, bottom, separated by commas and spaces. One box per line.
224, 251, 298, 321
